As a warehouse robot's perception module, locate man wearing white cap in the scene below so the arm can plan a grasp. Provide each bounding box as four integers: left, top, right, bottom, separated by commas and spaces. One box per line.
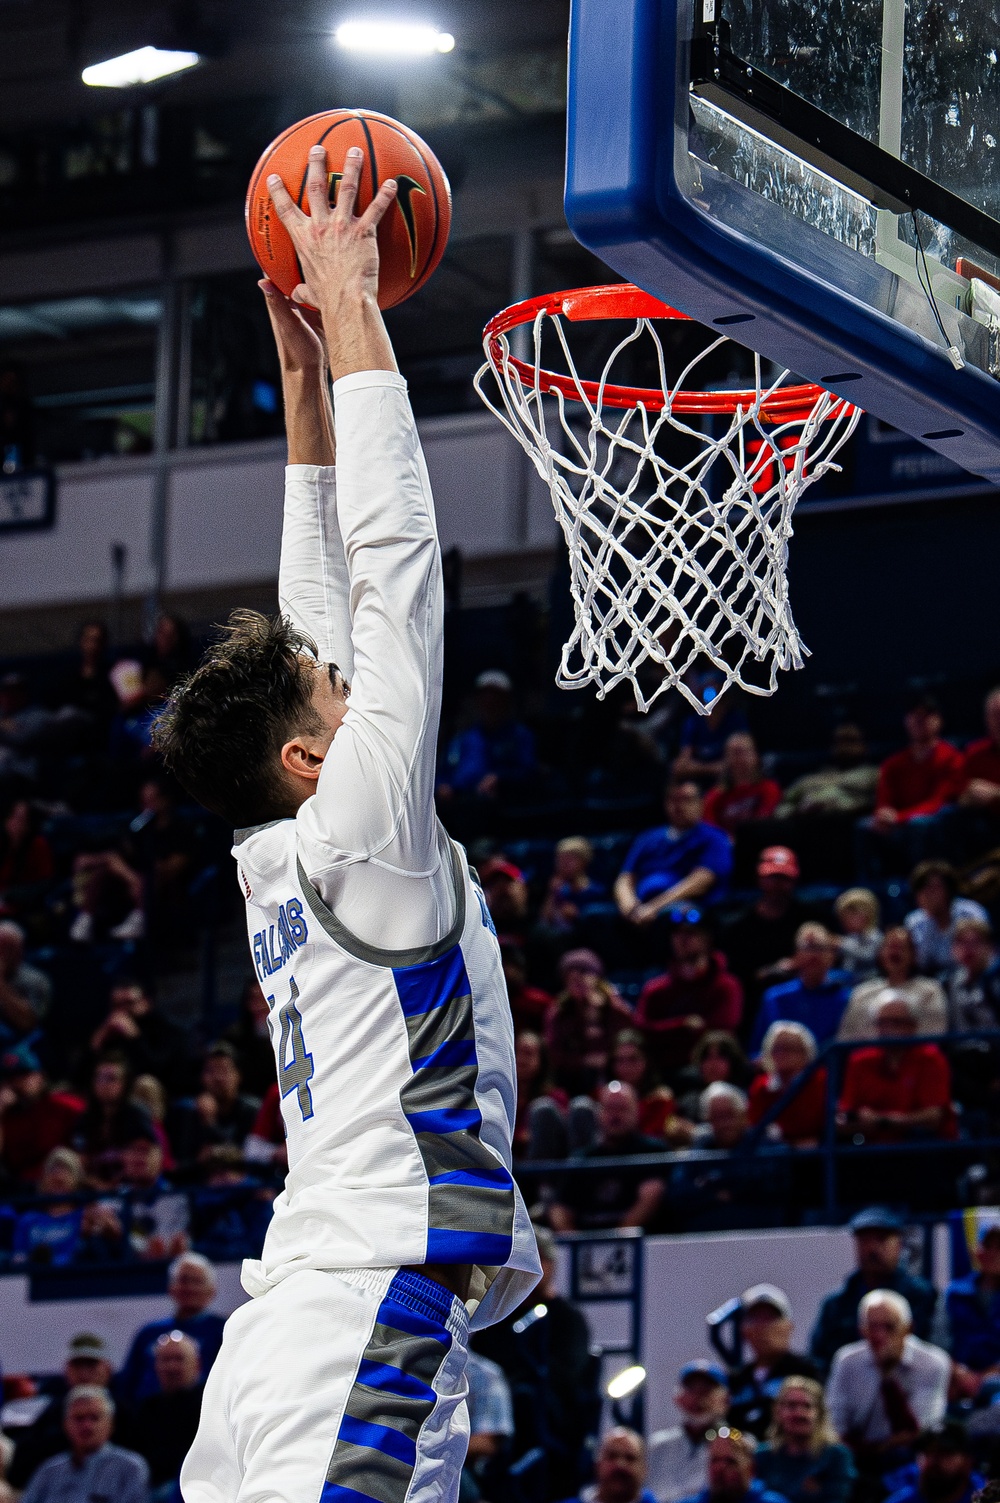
727, 1286, 819, 1439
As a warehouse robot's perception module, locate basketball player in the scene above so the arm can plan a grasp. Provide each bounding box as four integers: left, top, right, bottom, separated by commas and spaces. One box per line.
155, 143, 540, 1503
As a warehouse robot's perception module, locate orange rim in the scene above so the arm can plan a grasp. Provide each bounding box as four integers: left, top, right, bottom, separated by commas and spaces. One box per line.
483, 284, 857, 423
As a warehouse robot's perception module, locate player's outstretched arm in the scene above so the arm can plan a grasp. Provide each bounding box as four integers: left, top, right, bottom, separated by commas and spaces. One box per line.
261, 278, 335, 466
266, 144, 398, 382
263, 276, 353, 676
267, 144, 444, 872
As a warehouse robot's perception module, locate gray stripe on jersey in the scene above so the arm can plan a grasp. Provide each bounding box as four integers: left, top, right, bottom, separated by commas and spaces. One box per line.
429, 1181, 517, 1235
402, 1064, 480, 1113
414, 1129, 504, 1179
232, 818, 286, 844
403, 996, 475, 1057
342, 1382, 426, 1442
295, 837, 467, 968
325, 1442, 413, 1503
365, 1323, 447, 1387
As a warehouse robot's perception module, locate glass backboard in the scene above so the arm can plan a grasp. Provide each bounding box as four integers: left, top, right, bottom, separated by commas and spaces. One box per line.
564, 0, 1000, 481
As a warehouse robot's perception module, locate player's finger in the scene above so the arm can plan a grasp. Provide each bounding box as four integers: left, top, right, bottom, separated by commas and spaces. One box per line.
305, 144, 330, 220
266, 173, 301, 226
334, 146, 364, 220
290, 283, 317, 308
359, 177, 397, 230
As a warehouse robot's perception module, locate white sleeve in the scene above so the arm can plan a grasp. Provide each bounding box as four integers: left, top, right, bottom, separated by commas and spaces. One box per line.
278, 464, 354, 679
825, 1351, 850, 1438
296, 370, 444, 882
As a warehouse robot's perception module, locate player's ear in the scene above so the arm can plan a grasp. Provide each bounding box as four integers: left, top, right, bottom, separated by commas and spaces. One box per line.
280, 736, 325, 783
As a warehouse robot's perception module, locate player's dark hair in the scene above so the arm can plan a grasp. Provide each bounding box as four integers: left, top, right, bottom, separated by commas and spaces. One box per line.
152, 610, 324, 828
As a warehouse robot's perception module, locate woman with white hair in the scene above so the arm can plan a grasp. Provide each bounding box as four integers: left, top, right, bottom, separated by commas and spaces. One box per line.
748, 1023, 827, 1147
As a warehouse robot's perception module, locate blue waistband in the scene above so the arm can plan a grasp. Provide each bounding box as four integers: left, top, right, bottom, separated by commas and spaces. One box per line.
386, 1268, 458, 1328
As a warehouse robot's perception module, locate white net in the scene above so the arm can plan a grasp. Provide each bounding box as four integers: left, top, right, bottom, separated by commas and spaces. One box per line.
474, 297, 861, 715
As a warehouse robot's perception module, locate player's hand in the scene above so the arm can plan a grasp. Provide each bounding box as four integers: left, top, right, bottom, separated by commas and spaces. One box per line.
267, 144, 398, 310
259, 279, 327, 375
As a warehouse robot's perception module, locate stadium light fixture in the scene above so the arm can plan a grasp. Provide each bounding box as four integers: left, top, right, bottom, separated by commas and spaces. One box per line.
82, 46, 201, 88
334, 21, 455, 56
606, 1365, 646, 1400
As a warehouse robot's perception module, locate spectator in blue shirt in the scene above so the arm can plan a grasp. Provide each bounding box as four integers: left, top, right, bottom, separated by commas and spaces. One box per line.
750, 926, 851, 1054
558, 1426, 658, 1503
944, 1223, 1000, 1374
677, 1430, 790, 1503
437, 671, 537, 803
615, 782, 734, 927
883, 1423, 982, 1503
116, 1252, 224, 1411
22, 1387, 149, 1503
13, 1148, 85, 1267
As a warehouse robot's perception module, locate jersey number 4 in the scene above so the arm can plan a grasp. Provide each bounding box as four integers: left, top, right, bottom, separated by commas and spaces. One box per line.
271, 976, 315, 1121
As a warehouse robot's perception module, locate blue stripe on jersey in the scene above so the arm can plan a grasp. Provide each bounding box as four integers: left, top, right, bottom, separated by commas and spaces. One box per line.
426, 1228, 519, 1263
324, 1270, 457, 1503
392, 941, 516, 1268
411, 1039, 478, 1070
321, 1484, 383, 1503
429, 1166, 514, 1188
393, 946, 469, 1017
337, 1416, 417, 1467
355, 1359, 437, 1404
374, 1301, 453, 1343
405, 1106, 482, 1135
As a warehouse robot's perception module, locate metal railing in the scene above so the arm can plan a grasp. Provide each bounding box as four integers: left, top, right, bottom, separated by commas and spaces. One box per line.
513, 1029, 1000, 1223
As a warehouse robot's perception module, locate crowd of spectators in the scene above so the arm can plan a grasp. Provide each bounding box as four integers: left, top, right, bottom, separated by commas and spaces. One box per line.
1, 632, 1000, 1250
1, 620, 1000, 1501
605, 1207, 1000, 1503
438, 679, 1000, 1234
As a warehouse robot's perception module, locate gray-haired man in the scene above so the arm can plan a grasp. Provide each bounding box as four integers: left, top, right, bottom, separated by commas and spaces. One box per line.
20, 1387, 148, 1503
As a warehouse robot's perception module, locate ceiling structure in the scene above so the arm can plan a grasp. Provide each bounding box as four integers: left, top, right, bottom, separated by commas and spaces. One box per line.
0, 0, 570, 132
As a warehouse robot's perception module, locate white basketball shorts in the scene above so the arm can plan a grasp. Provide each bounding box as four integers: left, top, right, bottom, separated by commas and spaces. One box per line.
180, 1266, 471, 1503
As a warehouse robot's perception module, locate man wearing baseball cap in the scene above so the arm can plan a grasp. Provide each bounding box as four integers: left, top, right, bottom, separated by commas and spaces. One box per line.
721, 847, 812, 1040
7, 1334, 115, 1488
647, 1360, 730, 1503
727, 1287, 819, 1439
809, 1208, 938, 1373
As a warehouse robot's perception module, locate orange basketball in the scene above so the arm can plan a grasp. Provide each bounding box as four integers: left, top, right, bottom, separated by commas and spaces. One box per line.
245, 109, 451, 310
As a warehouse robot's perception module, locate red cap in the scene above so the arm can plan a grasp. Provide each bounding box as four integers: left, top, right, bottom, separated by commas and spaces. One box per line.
481, 857, 523, 883
757, 845, 800, 879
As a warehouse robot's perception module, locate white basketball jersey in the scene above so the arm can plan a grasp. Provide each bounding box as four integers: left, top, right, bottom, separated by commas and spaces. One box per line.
234, 817, 540, 1329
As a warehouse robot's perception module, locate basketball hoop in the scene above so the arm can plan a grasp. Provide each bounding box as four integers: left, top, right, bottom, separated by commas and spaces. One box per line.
474, 284, 862, 714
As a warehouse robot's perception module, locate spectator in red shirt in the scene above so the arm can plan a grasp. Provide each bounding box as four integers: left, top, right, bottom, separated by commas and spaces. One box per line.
703, 734, 782, 834
243, 1081, 286, 1169
0, 797, 54, 904
749, 1021, 827, 1147
546, 949, 632, 1096
500, 942, 553, 1032
838, 993, 955, 1143
0, 1043, 84, 1184
873, 695, 964, 829
635, 914, 743, 1074
959, 686, 1000, 817
610, 1029, 680, 1138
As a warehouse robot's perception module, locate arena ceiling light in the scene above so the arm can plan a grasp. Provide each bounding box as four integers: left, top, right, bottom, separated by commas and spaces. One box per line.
82, 46, 202, 88
334, 21, 455, 56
